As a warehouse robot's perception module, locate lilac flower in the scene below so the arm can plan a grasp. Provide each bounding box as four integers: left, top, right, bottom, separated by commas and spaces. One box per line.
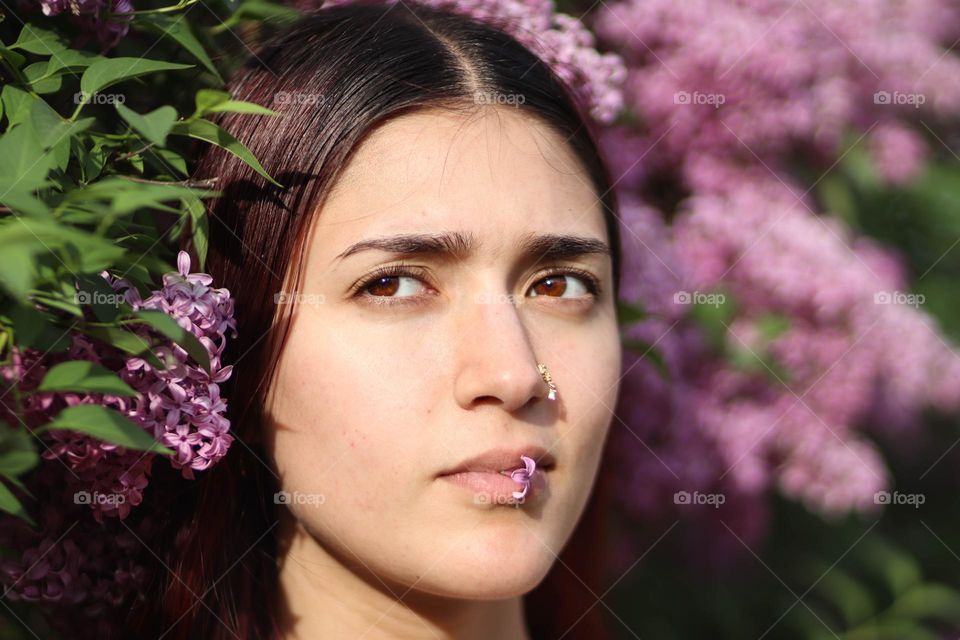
32, 0, 134, 51
0, 250, 236, 612
509, 455, 537, 500
592, 0, 960, 190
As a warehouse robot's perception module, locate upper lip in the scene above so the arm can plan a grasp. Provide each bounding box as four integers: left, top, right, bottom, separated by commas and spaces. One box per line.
438, 446, 556, 476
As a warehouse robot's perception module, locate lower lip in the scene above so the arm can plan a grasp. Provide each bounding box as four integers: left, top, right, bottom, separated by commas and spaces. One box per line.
439, 469, 546, 505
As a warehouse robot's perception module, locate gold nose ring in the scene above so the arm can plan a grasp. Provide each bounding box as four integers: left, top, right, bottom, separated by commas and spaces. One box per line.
537, 363, 558, 401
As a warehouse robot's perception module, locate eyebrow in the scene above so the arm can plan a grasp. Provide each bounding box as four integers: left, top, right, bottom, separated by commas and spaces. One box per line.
332, 231, 611, 264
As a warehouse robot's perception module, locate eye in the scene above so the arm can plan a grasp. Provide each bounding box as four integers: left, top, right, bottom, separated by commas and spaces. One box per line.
528, 270, 601, 299
352, 264, 433, 301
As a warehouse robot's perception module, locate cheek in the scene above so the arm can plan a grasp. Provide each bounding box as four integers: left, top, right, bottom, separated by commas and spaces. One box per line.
558, 325, 621, 473
266, 313, 433, 514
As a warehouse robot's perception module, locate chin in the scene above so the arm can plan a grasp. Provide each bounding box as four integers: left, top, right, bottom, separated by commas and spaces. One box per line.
416, 536, 556, 598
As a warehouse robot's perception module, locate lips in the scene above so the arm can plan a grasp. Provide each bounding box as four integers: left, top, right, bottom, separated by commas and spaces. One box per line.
437, 447, 554, 505
436, 446, 556, 477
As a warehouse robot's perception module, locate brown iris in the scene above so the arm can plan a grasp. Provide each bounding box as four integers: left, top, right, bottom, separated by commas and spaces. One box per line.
531, 275, 567, 297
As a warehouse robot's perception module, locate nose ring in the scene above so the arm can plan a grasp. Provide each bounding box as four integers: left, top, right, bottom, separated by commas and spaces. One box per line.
537, 363, 558, 401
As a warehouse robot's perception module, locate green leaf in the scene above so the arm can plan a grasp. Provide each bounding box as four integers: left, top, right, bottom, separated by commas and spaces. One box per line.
813, 565, 875, 627
146, 147, 188, 176
0, 428, 39, 478
0, 45, 27, 73
170, 119, 282, 187
137, 15, 223, 83
79, 58, 194, 103
41, 404, 173, 454
191, 88, 276, 116
37, 361, 138, 397
1, 85, 37, 128
207, 100, 277, 116
129, 309, 211, 374
616, 299, 648, 326
193, 88, 230, 115
0, 117, 57, 192
79, 324, 164, 370
183, 194, 209, 269
214, 0, 300, 32
44, 48, 104, 77
9, 304, 71, 352
0, 190, 52, 218
28, 101, 95, 172
0, 480, 35, 527
115, 103, 178, 147
889, 584, 960, 624
24, 61, 62, 94
10, 24, 67, 56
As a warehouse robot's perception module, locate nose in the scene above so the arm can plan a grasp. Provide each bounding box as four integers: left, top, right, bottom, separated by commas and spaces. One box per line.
452, 291, 550, 412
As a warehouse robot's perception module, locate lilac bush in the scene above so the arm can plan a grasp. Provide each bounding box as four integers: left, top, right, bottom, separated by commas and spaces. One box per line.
590, 0, 960, 544
0, 252, 236, 629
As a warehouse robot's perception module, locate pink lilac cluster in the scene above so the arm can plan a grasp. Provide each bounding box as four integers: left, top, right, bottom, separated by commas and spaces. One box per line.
314, 0, 627, 124
22, 0, 134, 51
579, 0, 960, 546
592, 0, 960, 187
611, 175, 960, 541
0, 251, 235, 614
112, 251, 237, 481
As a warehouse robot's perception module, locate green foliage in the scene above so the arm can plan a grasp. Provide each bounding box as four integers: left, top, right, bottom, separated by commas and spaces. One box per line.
0, 0, 289, 539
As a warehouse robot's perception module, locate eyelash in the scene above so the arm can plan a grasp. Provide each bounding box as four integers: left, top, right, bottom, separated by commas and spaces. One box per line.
349, 261, 603, 304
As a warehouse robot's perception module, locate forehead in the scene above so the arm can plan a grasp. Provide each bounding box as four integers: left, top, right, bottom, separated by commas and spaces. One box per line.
310, 106, 607, 260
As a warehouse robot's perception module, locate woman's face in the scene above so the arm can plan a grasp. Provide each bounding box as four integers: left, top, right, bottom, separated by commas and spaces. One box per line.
264, 105, 622, 600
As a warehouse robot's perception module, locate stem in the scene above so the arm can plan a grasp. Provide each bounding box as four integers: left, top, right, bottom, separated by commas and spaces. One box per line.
108, 0, 199, 16
122, 176, 219, 189
116, 143, 156, 162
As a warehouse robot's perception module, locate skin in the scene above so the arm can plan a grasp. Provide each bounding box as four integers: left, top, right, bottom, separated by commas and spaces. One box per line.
263, 104, 622, 640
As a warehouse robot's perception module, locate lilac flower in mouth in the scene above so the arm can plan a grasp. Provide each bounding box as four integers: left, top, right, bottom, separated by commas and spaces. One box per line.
508, 455, 537, 501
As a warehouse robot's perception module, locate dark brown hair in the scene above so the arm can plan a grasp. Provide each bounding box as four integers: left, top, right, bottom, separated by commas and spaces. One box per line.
130, 3, 623, 638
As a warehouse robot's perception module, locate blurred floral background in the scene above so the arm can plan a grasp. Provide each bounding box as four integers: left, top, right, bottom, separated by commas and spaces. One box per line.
1, 0, 959, 637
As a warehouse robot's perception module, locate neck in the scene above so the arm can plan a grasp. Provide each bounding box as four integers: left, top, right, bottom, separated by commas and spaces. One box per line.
274, 513, 533, 640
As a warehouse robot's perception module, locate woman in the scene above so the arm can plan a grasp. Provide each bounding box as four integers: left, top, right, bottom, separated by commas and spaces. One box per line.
133, 3, 626, 638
